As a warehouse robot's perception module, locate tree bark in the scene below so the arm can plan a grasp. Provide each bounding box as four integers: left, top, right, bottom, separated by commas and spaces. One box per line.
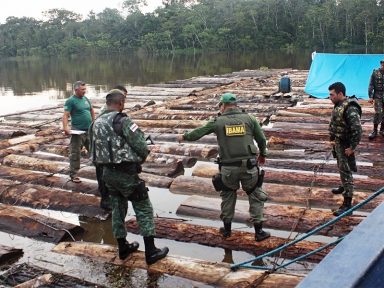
176, 196, 364, 237
0, 179, 109, 219
169, 175, 382, 211
125, 218, 330, 263
149, 143, 218, 159
0, 245, 23, 265
192, 163, 384, 192
0, 204, 84, 243
14, 274, 54, 288
53, 242, 303, 287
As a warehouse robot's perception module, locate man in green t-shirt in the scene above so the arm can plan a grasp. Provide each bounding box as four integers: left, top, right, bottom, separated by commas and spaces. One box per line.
62, 81, 95, 182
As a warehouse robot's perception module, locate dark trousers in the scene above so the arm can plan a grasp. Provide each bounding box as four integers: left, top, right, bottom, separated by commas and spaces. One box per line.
96, 164, 109, 204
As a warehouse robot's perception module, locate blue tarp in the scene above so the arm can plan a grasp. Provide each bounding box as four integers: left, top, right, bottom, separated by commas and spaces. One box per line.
304, 53, 384, 99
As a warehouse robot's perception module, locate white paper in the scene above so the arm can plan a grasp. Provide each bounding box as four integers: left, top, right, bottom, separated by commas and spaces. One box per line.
70, 130, 86, 135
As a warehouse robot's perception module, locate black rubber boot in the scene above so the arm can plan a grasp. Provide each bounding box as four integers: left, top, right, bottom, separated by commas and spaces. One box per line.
144, 236, 169, 265
331, 186, 344, 195
333, 197, 353, 216
254, 222, 271, 242
219, 222, 232, 238
117, 238, 139, 260
100, 197, 111, 211
369, 124, 378, 140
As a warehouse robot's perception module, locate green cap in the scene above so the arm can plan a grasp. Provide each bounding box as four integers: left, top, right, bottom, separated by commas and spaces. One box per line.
106, 89, 125, 99
219, 93, 237, 104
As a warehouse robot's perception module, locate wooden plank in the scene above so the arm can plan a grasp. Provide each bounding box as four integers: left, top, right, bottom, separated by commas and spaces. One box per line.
125, 218, 330, 263
176, 196, 364, 237
0, 204, 84, 243
169, 175, 383, 212
53, 242, 303, 287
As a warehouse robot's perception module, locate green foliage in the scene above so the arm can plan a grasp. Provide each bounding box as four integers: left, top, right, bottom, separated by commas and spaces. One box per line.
1, 0, 384, 57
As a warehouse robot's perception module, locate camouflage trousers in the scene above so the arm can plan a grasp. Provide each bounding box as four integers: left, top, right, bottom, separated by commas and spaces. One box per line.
220, 164, 268, 223
69, 133, 89, 178
373, 96, 384, 126
103, 167, 155, 239
335, 142, 354, 197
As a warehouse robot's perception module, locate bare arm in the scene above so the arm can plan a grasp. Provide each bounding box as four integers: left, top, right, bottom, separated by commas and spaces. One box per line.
90, 107, 95, 121
62, 111, 71, 135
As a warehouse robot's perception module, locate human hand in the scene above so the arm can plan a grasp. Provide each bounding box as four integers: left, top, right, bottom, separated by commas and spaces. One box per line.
258, 155, 266, 166
63, 127, 71, 136
345, 147, 354, 156
368, 98, 374, 104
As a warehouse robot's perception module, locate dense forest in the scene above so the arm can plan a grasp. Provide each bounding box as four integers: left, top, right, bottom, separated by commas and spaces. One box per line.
1, 0, 384, 57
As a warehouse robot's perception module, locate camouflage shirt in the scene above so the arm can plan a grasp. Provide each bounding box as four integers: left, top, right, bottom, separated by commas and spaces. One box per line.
329, 98, 362, 150
368, 68, 384, 98
89, 110, 149, 164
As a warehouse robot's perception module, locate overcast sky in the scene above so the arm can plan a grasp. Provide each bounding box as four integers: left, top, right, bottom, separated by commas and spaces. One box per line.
0, 0, 163, 23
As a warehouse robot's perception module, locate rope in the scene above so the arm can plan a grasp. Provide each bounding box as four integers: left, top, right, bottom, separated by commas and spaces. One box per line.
231, 186, 384, 271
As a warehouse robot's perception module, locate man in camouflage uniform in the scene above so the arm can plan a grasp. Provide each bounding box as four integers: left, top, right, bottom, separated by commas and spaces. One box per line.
89, 89, 168, 264
368, 60, 384, 139
178, 93, 270, 242
329, 82, 362, 216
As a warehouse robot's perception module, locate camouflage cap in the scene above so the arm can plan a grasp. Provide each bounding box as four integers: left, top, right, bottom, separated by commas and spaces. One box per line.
219, 93, 237, 104
106, 89, 125, 99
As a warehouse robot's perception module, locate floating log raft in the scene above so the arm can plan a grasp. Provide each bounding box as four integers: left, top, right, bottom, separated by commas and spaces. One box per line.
53, 242, 303, 287
0, 245, 23, 266
0, 263, 106, 288
2, 155, 174, 188
0, 204, 83, 243
169, 175, 383, 212
176, 196, 364, 237
125, 218, 330, 263
0, 166, 99, 195
191, 163, 384, 192
0, 179, 109, 219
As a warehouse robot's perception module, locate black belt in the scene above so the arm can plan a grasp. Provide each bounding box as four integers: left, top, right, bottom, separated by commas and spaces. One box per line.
106, 162, 141, 174
221, 161, 243, 167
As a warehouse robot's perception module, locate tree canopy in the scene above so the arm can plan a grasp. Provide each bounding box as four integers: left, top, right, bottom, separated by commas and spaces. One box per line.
0, 0, 383, 57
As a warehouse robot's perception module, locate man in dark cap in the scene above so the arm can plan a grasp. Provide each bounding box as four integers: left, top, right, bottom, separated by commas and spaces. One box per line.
178, 93, 270, 242
89, 89, 168, 264
368, 59, 384, 139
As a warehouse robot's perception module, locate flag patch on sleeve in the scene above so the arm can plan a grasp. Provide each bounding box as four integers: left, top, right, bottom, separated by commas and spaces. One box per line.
130, 123, 138, 132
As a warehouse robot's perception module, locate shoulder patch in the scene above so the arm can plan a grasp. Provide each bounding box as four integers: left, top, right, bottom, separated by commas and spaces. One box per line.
130, 123, 138, 132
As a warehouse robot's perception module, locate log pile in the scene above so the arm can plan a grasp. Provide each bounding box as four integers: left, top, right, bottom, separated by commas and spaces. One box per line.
0, 68, 381, 285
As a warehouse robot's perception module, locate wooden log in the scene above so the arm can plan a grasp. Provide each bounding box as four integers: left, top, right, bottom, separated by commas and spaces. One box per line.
0, 134, 66, 159
264, 128, 329, 141
53, 242, 303, 287
0, 129, 27, 139
40, 144, 69, 157
0, 179, 109, 219
3, 154, 69, 174
192, 163, 384, 192
1, 263, 105, 287
151, 133, 218, 145
125, 218, 330, 263
14, 274, 54, 288
177, 196, 364, 237
0, 166, 99, 195
270, 115, 331, 124
149, 143, 218, 159
285, 107, 373, 116
0, 134, 36, 149
134, 119, 206, 129
0, 104, 62, 117
2, 154, 174, 187
146, 152, 197, 168
169, 175, 383, 212
0, 204, 84, 243
0, 245, 23, 265
268, 136, 384, 154
77, 162, 183, 179
265, 158, 384, 179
